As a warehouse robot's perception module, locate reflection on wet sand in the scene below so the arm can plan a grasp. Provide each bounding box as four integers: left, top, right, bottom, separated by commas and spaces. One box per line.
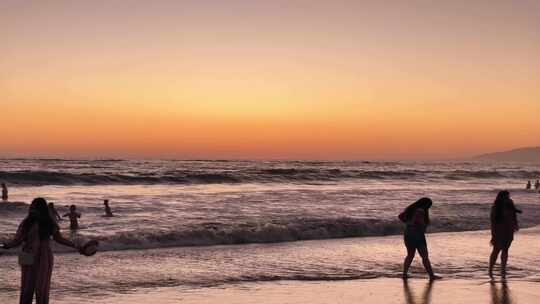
403, 280, 434, 304
491, 282, 514, 304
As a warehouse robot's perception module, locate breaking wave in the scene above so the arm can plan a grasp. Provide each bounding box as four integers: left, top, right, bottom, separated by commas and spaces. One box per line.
1, 168, 539, 186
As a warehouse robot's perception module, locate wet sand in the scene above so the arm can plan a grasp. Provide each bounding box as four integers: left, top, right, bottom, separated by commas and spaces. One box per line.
57, 278, 539, 304
2, 226, 539, 303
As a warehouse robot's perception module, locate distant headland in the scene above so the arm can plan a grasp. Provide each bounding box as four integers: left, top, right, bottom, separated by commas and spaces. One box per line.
473, 147, 540, 162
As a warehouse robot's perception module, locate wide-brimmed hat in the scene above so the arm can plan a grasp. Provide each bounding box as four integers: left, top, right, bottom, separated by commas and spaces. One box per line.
80, 240, 99, 256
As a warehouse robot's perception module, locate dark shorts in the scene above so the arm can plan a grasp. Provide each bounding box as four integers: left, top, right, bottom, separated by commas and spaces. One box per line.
404, 226, 427, 249
491, 234, 513, 249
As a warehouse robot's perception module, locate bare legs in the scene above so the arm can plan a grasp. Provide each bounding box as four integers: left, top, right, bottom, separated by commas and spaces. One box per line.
489, 244, 510, 279
403, 246, 416, 279
403, 245, 440, 280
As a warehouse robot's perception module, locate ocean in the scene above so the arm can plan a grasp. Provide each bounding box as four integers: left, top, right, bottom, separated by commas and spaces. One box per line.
1, 159, 539, 302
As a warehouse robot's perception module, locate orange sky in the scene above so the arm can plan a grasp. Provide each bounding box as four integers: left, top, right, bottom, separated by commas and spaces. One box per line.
1, 1, 539, 160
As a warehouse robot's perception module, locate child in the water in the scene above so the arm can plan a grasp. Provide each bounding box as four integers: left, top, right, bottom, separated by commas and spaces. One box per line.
63, 205, 81, 230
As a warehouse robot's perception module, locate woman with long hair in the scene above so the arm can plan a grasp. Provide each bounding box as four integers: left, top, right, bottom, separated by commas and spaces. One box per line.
489, 190, 521, 279
1, 197, 84, 304
400, 197, 441, 280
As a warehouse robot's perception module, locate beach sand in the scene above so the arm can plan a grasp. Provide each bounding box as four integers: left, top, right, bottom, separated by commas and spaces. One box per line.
56, 278, 539, 304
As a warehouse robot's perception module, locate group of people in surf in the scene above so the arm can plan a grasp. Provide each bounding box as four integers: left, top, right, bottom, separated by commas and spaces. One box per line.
400, 190, 522, 281
525, 179, 540, 191
0, 189, 523, 304
48, 200, 114, 230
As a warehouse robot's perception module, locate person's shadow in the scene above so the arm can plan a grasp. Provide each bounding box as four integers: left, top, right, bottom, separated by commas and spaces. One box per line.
403, 280, 434, 304
490, 281, 514, 304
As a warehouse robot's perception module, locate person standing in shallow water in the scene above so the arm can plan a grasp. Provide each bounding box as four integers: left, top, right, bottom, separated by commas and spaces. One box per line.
48, 203, 61, 222
103, 199, 114, 217
63, 205, 81, 230
2, 183, 8, 202
1, 198, 81, 304
489, 190, 522, 280
399, 197, 441, 281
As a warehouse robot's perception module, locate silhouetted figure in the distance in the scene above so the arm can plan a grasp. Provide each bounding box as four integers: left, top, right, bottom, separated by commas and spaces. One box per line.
526, 181, 531, 190
399, 197, 441, 281
48, 202, 62, 222
535, 180, 540, 191
103, 199, 114, 217
1, 198, 80, 304
2, 183, 8, 202
490, 281, 514, 304
403, 279, 434, 304
63, 205, 81, 230
489, 190, 522, 280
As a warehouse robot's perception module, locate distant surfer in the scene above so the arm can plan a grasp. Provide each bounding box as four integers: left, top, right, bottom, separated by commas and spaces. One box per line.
1, 183, 8, 202
103, 199, 114, 217
526, 181, 532, 190
63, 205, 81, 230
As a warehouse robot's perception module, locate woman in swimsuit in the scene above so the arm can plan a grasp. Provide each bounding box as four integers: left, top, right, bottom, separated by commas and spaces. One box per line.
1, 197, 82, 304
400, 197, 441, 280
489, 190, 521, 279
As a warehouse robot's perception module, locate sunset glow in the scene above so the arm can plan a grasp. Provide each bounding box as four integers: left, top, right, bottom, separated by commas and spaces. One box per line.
1, 0, 539, 159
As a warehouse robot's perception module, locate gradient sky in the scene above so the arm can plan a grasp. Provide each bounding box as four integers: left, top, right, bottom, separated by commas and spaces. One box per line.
1, 0, 539, 160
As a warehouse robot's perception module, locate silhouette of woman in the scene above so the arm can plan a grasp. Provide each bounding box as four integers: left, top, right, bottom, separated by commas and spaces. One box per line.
1, 197, 82, 304
400, 197, 441, 280
489, 191, 521, 280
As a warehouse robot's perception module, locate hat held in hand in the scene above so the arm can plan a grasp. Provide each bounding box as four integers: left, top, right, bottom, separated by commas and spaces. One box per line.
79, 240, 99, 256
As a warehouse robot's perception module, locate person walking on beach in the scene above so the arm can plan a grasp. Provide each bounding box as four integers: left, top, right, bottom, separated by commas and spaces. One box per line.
1, 197, 82, 304
535, 180, 540, 191
48, 203, 61, 222
526, 180, 532, 190
2, 183, 8, 202
103, 199, 114, 217
489, 190, 522, 279
399, 197, 441, 281
63, 205, 81, 230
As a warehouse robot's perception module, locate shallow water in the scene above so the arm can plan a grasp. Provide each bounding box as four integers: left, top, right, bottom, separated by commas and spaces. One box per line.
1, 227, 539, 303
